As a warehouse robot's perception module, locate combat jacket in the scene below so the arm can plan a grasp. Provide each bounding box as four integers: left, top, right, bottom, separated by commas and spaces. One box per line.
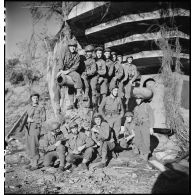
123, 63, 138, 82
66, 132, 94, 153
43, 131, 64, 152
105, 59, 114, 77
84, 57, 97, 77
96, 58, 107, 76
133, 102, 154, 127
99, 96, 124, 119
114, 61, 124, 80
26, 104, 46, 129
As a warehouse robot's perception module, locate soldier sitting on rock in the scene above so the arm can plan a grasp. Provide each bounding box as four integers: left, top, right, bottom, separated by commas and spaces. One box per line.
91, 113, 116, 169
65, 121, 95, 171
118, 112, 135, 150
42, 121, 67, 173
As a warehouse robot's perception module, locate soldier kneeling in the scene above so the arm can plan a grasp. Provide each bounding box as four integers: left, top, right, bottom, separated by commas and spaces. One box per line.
42, 121, 67, 173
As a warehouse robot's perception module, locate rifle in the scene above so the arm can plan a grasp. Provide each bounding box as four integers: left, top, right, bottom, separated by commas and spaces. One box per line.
5, 110, 28, 143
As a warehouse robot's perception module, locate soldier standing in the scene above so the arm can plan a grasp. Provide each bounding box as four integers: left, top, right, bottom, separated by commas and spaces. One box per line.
121, 56, 138, 108
99, 86, 124, 142
42, 121, 66, 172
25, 92, 46, 171
65, 122, 95, 171
95, 47, 108, 105
91, 113, 115, 169
57, 39, 83, 110
133, 96, 154, 161
81, 45, 98, 107
104, 48, 115, 92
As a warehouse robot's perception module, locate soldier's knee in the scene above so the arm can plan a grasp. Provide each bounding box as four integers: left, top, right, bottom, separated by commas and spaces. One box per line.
85, 147, 94, 154
66, 154, 74, 163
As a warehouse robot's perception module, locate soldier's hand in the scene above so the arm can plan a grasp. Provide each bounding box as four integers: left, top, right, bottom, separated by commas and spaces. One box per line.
96, 142, 101, 146
56, 71, 63, 78
27, 117, 34, 123
55, 140, 61, 147
150, 128, 154, 135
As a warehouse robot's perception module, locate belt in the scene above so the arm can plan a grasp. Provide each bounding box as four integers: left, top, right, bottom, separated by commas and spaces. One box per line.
105, 112, 120, 117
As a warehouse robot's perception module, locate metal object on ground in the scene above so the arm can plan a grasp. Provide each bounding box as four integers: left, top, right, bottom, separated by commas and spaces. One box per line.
132, 87, 153, 99
57, 73, 74, 87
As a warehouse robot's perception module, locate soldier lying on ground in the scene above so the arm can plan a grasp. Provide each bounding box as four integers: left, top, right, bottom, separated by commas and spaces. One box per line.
91, 113, 115, 169
65, 121, 95, 171
133, 95, 154, 161
25, 92, 46, 171
42, 121, 67, 173
99, 86, 124, 142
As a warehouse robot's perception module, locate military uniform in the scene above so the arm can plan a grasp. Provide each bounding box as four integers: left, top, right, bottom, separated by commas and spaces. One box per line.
66, 131, 95, 164
99, 95, 124, 140
42, 129, 66, 168
122, 63, 138, 100
25, 102, 46, 167
92, 119, 115, 164
133, 102, 154, 157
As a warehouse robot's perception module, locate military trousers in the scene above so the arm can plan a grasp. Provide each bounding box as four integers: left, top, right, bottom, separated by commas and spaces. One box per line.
25, 124, 41, 167
124, 81, 133, 99
66, 147, 94, 164
99, 141, 115, 163
99, 77, 108, 95
43, 144, 66, 167
106, 115, 122, 140
134, 122, 150, 155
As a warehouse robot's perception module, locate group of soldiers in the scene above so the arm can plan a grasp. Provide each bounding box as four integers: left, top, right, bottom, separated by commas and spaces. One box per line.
24, 39, 155, 173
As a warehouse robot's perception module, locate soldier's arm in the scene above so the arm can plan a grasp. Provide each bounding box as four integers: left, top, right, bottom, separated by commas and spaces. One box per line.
131, 65, 138, 83
87, 59, 97, 76
119, 98, 125, 118
147, 104, 155, 128
98, 61, 107, 76
108, 62, 114, 77
98, 97, 107, 119
69, 54, 80, 72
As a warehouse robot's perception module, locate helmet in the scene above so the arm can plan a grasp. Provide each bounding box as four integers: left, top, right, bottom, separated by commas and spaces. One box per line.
95, 47, 103, 52
109, 85, 118, 92
69, 121, 78, 129
93, 113, 102, 120
104, 48, 111, 52
125, 112, 133, 117
68, 39, 77, 46
111, 51, 117, 55
30, 91, 40, 99
85, 45, 94, 52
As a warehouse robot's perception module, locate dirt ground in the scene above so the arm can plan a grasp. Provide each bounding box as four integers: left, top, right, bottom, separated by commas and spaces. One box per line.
4, 138, 189, 194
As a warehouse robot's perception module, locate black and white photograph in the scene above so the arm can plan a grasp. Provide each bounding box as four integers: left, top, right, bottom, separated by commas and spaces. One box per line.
4, 1, 190, 194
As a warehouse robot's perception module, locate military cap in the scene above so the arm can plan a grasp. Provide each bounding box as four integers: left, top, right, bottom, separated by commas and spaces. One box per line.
111, 51, 117, 55
85, 45, 94, 52
30, 91, 40, 99
117, 54, 123, 57
69, 121, 78, 129
125, 112, 134, 117
109, 85, 119, 92
93, 113, 102, 120
49, 121, 61, 131
68, 39, 77, 46
104, 48, 111, 52
126, 56, 133, 60
95, 47, 103, 52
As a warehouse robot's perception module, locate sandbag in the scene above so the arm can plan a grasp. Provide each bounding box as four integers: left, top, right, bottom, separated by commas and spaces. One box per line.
57, 73, 74, 87
132, 87, 153, 99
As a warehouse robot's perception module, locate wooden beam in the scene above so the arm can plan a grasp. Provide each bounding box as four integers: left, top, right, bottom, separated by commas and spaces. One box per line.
68, 2, 109, 20
85, 8, 190, 35
105, 31, 189, 48
123, 50, 189, 60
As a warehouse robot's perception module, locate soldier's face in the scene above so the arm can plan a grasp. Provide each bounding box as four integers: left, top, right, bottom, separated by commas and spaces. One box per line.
31, 96, 39, 104
69, 45, 76, 53
127, 57, 133, 64
126, 116, 132, 123
86, 51, 93, 58
104, 52, 110, 59
112, 88, 118, 97
112, 55, 117, 61
136, 98, 142, 105
94, 117, 101, 126
96, 51, 102, 59
117, 56, 122, 63
71, 127, 78, 134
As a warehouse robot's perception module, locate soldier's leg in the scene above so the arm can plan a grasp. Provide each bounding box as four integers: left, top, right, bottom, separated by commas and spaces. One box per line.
53, 82, 61, 114
119, 138, 128, 149
90, 76, 98, 106
82, 147, 94, 163
140, 124, 150, 156
100, 78, 108, 102
113, 117, 122, 141
43, 151, 58, 167
109, 78, 117, 93
134, 126, 142, 154
125, 81, 132, 106
66, 153, 82, 164
56, 144, 66, 167
118, 81, 124, 98
25, 129, 31, 159
82, 75, 90, 100
101, 141, 115, 163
